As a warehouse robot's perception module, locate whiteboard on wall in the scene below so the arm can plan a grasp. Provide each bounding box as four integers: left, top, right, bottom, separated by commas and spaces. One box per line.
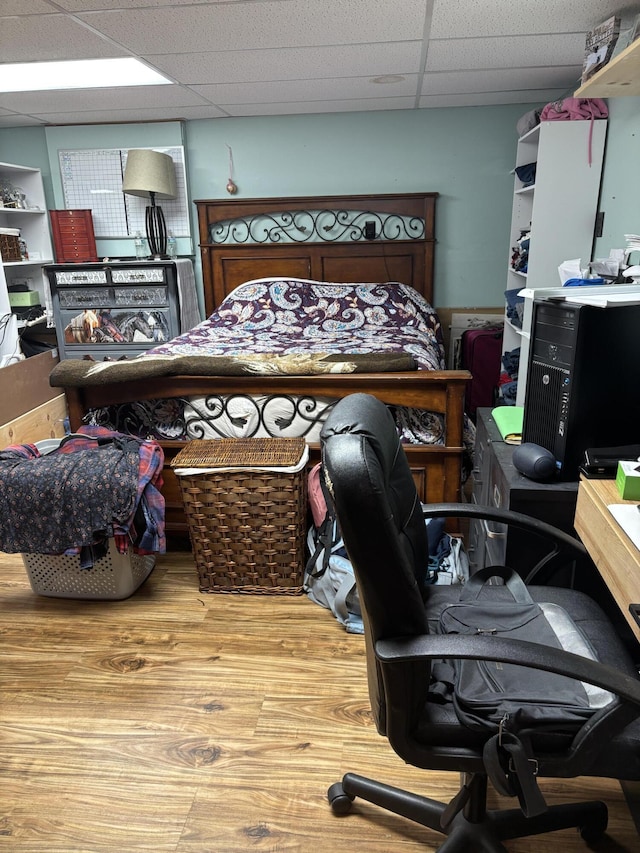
58, 146, 190, 238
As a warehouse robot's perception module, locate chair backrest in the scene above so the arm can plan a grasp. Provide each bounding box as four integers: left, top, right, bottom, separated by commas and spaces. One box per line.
320, 393, 432, 734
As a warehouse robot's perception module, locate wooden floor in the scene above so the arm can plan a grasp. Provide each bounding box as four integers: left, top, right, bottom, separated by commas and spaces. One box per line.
1, 548, 638, 852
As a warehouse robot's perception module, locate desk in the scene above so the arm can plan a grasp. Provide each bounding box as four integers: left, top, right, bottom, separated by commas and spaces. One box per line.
470, 410, 579, 577
575, 476, 640, 829
574, 476, 640, 644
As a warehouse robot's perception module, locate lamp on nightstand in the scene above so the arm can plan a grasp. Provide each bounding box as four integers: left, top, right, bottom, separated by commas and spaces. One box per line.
122, 149, 177, 259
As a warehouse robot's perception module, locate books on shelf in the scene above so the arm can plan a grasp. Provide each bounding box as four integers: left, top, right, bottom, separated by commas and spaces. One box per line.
581, 16, 621, 85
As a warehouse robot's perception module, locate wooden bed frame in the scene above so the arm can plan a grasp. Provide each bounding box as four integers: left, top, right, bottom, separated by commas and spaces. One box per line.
196, 192, 438, 316
62, 192, 470, 536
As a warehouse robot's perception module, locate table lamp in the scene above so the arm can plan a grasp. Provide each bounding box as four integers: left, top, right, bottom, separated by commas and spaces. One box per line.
122, 149, 177, 259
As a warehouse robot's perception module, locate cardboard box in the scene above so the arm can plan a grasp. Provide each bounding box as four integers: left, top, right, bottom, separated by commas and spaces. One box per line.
0, 350, 60, 424
9, 290, 40, 307
616, 460, 640, 501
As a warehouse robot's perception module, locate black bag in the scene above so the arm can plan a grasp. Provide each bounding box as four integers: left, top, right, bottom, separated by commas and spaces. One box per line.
436, 565, 614, 816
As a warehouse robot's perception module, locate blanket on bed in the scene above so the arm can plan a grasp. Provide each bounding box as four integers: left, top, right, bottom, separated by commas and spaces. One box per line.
49, 351, 418, 388
145, 279, 446, 371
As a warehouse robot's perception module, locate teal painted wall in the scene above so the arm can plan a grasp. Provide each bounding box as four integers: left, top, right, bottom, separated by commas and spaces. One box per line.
43, 122, 190, 260
183, 107, 521, 309
1, 100, 638, 311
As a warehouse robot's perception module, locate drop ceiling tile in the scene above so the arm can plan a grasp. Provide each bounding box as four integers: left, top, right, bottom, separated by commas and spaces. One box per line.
1, 0, 54, 13
419, 89, 568, 108
420, 66, 581, 96
0, 15, 127, 63
55, 0, 236, 8
146, 41, 424, 85
0, 0, 628, 126
426, 33, 586, 71
227, 96, 417, 116
430, 0, 625, 38
0, 113, 47, 126
77, 0, 428, 54
0, 85, 208, 114
192, 74, 418, 105
30, 104, 229, 124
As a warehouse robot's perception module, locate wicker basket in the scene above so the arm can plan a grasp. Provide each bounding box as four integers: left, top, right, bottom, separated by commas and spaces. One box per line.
171, 438, 308, 594
0, 229, 21, 262
22, 540, 155, 600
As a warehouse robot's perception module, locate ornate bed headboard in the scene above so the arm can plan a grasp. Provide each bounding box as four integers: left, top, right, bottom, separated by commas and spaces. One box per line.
195, 193, 438, 318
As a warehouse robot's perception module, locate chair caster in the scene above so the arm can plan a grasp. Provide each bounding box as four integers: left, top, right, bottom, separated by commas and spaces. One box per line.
328, 782, 355, 815
579, 802, 608, 843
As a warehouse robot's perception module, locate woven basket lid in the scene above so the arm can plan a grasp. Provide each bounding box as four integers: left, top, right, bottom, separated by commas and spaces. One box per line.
170, 437, 307, 469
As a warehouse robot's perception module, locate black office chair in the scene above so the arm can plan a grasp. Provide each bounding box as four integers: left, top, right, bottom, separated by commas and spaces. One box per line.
320, 393, 640, 852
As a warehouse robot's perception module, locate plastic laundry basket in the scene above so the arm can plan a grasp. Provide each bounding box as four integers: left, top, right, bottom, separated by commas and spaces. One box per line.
22, 540, 155, 600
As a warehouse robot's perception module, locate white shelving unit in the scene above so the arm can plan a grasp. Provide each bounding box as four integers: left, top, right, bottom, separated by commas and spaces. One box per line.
0, 162, 54, 363
501, 120, 608, 407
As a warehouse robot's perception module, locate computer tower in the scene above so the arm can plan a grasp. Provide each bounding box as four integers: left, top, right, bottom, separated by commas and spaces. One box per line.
522, 299, 640, 481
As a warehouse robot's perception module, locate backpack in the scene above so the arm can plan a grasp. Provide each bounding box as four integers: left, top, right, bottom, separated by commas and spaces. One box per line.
304, 463, 363, 634
435, 565, 614, 816
304, 464, 469, 632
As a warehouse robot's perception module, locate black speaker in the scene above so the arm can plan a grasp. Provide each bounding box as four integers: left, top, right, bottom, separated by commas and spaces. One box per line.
512, 442, 557, 482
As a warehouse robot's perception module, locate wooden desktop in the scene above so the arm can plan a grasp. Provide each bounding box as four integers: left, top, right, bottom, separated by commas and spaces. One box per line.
574, 476, 640, 644
574, 475, 640, 829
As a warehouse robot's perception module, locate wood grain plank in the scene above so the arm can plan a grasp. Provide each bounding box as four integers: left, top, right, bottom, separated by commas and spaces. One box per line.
0, 393, 67, 447
0, 547, 637, 852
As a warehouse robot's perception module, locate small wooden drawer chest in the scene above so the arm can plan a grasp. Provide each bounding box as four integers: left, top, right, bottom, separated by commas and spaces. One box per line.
49, 209, 98, 263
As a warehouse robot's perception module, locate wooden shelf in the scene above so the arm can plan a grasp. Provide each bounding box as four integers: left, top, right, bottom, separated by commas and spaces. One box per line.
575, 37, 640, 97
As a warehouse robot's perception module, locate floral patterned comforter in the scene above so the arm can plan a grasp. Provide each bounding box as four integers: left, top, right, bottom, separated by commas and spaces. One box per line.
147, 278, 446, 369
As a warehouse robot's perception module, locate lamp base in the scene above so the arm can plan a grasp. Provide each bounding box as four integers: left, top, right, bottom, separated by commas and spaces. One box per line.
145, 200, 168, 258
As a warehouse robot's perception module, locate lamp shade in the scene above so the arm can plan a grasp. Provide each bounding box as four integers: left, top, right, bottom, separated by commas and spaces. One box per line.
122, 149, 177, 200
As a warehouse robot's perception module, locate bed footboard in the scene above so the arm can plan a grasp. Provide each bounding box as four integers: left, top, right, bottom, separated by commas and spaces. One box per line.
62, 370, 470, 535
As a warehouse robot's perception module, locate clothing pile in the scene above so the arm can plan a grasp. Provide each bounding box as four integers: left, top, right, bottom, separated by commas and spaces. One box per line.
0, 426, 165, 568
510, 230, 530, 274
498, 347, 520, 405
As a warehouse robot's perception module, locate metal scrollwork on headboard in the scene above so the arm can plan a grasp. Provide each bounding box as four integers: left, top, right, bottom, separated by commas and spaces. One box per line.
209, 209, 425, 245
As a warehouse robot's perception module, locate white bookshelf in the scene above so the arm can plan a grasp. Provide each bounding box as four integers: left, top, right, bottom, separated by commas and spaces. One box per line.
502, 120, 607, 406
0, 162, 54, 363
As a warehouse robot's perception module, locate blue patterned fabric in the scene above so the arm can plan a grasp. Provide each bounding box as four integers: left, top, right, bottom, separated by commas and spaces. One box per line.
147, 278, 446, 370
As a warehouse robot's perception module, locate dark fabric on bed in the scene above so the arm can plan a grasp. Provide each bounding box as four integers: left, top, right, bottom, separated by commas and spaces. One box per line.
49, 351, 418, 388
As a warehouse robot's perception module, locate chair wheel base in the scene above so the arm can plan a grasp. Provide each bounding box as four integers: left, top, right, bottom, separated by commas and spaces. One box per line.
578, 801, 608, 842
328, 773, 610, 851
328, 782, 355, 815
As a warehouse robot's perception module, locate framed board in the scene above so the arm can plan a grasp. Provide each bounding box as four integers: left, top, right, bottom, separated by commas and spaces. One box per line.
58, 146, 190, 239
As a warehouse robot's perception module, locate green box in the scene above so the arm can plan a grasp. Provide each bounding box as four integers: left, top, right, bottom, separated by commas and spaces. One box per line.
8, 290, 40, 307
616, 460, 640, 501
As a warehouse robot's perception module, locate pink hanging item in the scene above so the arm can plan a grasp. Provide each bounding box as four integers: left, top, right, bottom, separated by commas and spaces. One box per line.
539, 98, 608, 165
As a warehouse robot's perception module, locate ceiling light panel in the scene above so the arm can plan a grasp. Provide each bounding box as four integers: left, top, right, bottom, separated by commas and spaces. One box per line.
0, 58, 172, 93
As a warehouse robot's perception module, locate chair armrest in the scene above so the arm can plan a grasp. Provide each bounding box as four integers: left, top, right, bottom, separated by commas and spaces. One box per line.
376, 633, 640, 708
422, 503, 587, 582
